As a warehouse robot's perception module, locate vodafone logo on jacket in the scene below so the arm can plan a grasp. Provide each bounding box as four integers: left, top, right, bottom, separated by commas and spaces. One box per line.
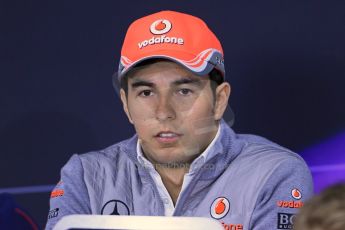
291, 188, 302, 200
277, 188, 304, 209
150, 19, 172, 35
210, 197, 230, 219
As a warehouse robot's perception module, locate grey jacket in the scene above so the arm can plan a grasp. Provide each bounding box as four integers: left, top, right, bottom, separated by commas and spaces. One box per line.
46, 120, 313, 229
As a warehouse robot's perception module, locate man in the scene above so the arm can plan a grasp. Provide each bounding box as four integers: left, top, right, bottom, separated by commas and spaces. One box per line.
294, 183, 345, 230
46, 11, 313, 229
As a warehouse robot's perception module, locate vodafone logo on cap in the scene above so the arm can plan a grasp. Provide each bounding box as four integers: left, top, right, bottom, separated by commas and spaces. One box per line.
210, 197, 230, 219
291, 188, 302, 200
138, 19, 183, 49
150, 19, 172, 35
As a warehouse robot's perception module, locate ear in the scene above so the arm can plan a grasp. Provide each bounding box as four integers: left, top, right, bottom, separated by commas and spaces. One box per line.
120, 89, 134, 124
213, 82, 231, 121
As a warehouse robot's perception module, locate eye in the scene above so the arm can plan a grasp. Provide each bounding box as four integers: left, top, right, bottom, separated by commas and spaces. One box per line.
139, 90, 153, 97
178, 88, 193, 95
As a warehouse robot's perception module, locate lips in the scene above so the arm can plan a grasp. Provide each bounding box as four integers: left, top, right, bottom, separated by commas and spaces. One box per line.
155, 131, 182, 144
157, 132, 178, 137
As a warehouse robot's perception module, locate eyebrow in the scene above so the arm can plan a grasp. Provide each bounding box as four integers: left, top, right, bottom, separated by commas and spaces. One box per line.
172, 78, 202, 86
130, 77, 203, 89
131, 80, 154, 89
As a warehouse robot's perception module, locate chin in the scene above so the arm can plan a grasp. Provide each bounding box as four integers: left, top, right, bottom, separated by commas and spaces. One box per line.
153, 153, 196, 166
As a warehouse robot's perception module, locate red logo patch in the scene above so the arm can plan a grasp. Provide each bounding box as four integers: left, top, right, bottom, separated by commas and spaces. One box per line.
221, 222, 243, 230
51, 189, 64, 198
150, 19, 172, 35
155, 21, 166, 31
210, 197, 230, 219
277, 200, 304, 209
291, 188, 302, 200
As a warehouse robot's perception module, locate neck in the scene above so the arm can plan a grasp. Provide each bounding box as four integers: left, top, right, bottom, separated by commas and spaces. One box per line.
155, 165, 189, 205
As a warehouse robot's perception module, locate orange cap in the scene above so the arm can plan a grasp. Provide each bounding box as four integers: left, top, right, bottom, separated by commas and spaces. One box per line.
118, 11, 225, 81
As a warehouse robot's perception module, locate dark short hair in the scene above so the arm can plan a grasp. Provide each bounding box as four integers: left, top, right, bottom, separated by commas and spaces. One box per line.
294, 183, 345, 230
120, 59, 224, 98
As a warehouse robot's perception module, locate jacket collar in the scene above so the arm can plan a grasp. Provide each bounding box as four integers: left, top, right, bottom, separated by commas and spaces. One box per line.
119, 119, 244, 179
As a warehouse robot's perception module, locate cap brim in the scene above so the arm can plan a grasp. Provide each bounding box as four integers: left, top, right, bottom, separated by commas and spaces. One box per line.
118, 49, 225, 82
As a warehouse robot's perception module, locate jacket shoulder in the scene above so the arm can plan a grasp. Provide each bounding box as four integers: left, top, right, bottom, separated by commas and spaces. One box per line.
77, 136, 136, 166
236, 133, 304, 164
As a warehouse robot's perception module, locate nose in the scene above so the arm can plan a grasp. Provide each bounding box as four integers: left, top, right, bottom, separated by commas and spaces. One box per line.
155, 96, 176, 121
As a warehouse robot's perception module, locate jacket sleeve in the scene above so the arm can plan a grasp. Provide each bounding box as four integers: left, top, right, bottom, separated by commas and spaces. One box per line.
45, 154, 91, 230
249, 155, 314, 230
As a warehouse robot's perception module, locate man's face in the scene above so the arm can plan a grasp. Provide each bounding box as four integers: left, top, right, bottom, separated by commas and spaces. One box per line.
120, 60, 229, 165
